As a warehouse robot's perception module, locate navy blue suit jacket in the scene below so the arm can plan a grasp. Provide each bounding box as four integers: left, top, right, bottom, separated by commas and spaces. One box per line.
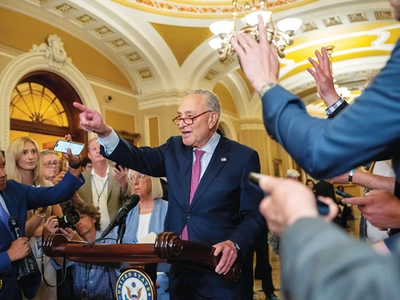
102, 134, 266, 298
261, 39, 400, 180
0, 172, 84, 300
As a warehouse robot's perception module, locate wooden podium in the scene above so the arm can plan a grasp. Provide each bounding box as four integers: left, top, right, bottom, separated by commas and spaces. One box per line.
43, 232, 241, 299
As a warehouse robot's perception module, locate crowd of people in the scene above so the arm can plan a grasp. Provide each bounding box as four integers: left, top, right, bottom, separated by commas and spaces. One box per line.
2, 1, 400, 299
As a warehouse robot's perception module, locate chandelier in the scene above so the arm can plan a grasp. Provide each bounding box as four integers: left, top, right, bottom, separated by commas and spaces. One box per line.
209, 0, 302, 62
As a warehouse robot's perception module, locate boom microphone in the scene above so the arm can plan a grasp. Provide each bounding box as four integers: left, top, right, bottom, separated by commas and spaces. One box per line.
100, 194, 140, 238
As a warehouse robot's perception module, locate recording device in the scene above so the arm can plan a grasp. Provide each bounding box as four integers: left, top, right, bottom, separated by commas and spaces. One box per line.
54, 140, 85, 156
100, 194, 140, 239
248, 172, 330, 215
9, 216, 39, 278
57, 208, 80, 230
335, 189, 354, 198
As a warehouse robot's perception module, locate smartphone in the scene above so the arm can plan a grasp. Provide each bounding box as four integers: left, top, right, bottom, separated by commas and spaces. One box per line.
335, 189, 354, 198
248, 172, 329, 215
54, 140, 85, 156
115, 163, 125, 170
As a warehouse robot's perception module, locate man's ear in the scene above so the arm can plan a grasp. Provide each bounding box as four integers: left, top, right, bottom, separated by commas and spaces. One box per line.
208, 112, 218, 128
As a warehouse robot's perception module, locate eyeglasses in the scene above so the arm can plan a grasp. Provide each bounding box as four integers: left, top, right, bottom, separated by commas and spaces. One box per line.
172, 110, 212, 125
43, 161, 60, 168
129, 174, 146, 181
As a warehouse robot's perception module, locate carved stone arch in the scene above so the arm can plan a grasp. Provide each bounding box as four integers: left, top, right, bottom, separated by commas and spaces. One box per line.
218, 115, 237, 141
0, 35, 98, 150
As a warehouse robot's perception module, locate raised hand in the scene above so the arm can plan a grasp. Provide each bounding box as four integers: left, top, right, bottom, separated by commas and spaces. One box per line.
231, 14, 280, 92
73, 102, 112, 138
112, 165, 128, 193
307, 48, 340, 106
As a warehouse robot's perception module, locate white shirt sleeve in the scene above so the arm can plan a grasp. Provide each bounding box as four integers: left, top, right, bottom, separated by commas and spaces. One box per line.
97, 129, 120, 155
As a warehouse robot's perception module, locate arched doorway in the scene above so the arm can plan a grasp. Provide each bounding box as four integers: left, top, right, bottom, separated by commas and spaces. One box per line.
10, 71, 86, 154
0, 34, 100, 152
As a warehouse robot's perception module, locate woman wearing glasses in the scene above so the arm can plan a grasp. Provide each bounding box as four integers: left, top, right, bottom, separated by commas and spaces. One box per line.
119, 169, 169, 300
5, 136, 62, 300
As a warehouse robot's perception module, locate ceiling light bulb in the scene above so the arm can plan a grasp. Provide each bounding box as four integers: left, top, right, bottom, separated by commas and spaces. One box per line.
276, 18, 302, 32
243, 11, 272, 26
209, 38, 223, 50
209, 21, 233, 35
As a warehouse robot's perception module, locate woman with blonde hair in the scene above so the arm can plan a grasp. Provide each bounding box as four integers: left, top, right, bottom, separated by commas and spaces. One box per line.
5, 136, 62, 300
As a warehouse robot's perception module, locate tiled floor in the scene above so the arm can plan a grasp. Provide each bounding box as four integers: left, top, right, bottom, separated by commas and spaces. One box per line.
253, 215, 360, 299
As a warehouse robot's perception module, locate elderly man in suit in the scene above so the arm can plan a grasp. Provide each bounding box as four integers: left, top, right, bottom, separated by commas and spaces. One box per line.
73, 89, 266, 299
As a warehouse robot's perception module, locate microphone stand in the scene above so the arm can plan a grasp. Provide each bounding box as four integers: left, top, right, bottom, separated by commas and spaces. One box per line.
116, 216, 127, 244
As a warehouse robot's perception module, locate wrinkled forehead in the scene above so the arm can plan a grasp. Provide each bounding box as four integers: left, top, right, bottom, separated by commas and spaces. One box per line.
178, 94, 206, 113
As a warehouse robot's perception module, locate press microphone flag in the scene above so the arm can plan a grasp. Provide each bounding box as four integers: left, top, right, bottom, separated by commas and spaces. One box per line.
100, 194, 140, 238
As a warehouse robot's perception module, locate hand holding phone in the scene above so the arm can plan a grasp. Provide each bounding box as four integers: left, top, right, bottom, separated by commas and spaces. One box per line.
335, 189, 354, 198
54, 140, 85, 156
248, 172, 329, 215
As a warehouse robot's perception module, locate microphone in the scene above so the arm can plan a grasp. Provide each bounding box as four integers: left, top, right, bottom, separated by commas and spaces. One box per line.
9, 216, 39, 277
100, 194, 140, 238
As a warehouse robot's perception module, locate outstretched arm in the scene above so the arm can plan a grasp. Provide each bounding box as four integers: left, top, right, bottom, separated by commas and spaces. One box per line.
73, 102, 112, 138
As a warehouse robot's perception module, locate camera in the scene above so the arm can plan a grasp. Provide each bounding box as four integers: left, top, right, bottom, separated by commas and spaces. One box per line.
57, 209, 80, 230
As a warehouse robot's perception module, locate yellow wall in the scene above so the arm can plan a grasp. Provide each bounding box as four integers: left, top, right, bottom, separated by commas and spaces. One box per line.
0, 7, 132, 88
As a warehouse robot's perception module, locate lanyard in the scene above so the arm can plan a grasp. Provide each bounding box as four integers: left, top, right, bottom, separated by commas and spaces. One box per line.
91, 174, 109, 210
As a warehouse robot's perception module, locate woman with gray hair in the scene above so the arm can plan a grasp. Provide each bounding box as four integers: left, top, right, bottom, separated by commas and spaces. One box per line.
120, 169, 169, 299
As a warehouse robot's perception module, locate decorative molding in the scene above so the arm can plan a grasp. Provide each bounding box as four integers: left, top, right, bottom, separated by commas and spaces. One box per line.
322, 16, 343, 27
137, 68, 154, 80
204, 69, 218, 81
25, 0, 51, 6
347, 13, 368, 23
0, 35, 100, 150
92, 26, 115, 39
114, 0, 314, 16
31, 35, 71, 70
123, 52, 143, 64
375, 11, 393, 20
107, 38, 129, 51
73, 14, 97, 27
219, 56, 235, 67
53, 3, 76, 14
301, 21, 318, 32
136, 89, 184, 110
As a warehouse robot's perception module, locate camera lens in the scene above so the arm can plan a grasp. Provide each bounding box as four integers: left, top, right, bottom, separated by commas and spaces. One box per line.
57, 209, 80, 228
65, 210, 80, 224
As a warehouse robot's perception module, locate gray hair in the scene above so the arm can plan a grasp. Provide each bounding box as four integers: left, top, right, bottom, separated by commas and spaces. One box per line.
185, 89, 221, 118
285, 169, 300, 178
150, 177, 164, 200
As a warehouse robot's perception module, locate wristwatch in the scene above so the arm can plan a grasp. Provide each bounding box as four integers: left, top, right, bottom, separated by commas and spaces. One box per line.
259, 82, 277, 98
348, 168, 355, 184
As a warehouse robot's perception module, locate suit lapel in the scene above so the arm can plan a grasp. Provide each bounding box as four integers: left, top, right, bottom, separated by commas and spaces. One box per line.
189, 137, 230, 210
